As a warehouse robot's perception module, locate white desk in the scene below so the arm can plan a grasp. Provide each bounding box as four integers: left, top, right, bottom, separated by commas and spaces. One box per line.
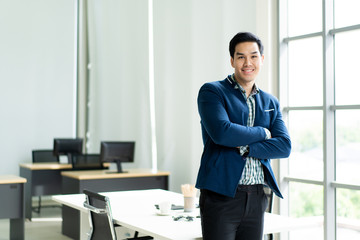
60, 169, 169, 239
53, 189, 318, 240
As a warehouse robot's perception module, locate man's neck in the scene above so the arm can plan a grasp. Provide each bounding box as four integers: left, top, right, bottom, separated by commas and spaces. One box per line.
238, 81, 255, 97
232, 74, 255, 97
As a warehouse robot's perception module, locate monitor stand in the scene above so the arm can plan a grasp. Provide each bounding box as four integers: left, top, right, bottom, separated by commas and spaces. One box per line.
59, 155, 70, 164
105, 160, 128, 174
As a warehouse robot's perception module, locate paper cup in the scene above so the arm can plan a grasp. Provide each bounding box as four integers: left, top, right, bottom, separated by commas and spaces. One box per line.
159, 201, 171, 214
184, 196, 196, 212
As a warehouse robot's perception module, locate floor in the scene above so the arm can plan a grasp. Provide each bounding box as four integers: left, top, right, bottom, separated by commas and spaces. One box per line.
0, 199, 71, 240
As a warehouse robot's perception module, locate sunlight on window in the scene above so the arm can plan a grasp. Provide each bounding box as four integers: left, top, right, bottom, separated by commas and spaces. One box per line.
289, 182, 324, 240
337, 188, 360, 240
283, 1, 360, 240
288, 111, 323, 180
336, 110, 360, 183
289, 182, 323, 217
289, 227, 324, 240
288, 37, 323, 107
288, 0, 322, 37
335, 30, 360, 105
334, 0, 360, 28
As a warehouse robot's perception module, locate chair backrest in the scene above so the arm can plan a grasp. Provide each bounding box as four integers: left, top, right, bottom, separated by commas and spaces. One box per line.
32, 149, 58, 163
83, 189, 117, 240
264, 187, 273, 213
71, 154, 103, 170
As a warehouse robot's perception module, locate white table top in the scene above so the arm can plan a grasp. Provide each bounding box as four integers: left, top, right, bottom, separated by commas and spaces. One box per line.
52, 189, 320, 240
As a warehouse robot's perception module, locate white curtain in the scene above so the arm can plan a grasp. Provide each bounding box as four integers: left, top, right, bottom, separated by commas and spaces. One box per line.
87, 0, 152, 169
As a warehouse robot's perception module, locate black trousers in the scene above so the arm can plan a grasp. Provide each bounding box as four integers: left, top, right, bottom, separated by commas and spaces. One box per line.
199, 185, 268, 240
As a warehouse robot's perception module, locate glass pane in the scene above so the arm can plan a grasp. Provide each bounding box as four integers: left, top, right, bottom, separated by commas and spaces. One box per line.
335, 0, 360, 28
335, 30, 360, 105
336, 110, 360, 183
288, 111, 323, 180
288, 37, 323, 107
289, 224, 324, 240
288, 0, 322, 37
289, 182, 324, 240
336, 188, 360, 240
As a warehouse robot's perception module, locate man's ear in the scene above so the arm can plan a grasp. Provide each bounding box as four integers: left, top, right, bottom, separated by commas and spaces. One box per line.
230, 57, 234, 68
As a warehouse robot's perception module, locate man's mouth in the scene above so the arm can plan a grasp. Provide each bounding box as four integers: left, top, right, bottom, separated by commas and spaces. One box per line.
242, 69, 254, 74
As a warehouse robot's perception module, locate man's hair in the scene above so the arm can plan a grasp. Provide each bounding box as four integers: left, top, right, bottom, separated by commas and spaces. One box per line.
229, 32, 264, 57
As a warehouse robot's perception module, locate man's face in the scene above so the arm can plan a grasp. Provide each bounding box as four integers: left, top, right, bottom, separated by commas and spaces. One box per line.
230, 41, 264, 86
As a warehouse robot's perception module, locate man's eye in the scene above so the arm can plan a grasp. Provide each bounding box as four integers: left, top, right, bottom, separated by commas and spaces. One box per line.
251, 56, 258, 58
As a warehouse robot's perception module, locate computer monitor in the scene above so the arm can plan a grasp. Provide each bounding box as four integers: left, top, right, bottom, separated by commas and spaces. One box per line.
32, 149, 59, 163
100, 141, 135, 173
53, 138, 83, 164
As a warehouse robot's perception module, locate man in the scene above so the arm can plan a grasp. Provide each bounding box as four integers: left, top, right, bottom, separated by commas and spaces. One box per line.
196, 32, 291, 240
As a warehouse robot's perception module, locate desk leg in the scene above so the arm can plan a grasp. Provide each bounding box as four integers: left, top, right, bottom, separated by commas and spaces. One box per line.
80, 211, 90, 240
10, 218, 24, 240
62, 207, 90, 240
20, 167, 32, 220
62, 206, 80, 240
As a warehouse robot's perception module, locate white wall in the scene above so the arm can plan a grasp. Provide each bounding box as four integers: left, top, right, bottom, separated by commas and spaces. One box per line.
0, 0, 76, 175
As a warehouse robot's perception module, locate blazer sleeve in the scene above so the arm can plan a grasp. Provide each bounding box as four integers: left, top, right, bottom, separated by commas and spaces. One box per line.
198, 83, 267, 147
248, 100, 291, 159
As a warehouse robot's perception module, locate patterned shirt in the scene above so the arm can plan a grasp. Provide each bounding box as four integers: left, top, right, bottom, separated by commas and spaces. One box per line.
229, 74, 265, 185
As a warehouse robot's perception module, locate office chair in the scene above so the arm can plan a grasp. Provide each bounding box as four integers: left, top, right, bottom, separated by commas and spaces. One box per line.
264, 187, 274, 240
83, 190, 153, 240
71, 154, 104, 170
32, 149, 59, 213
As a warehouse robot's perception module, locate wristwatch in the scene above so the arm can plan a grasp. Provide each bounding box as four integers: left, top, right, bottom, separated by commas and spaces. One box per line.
242, 146, 250, 158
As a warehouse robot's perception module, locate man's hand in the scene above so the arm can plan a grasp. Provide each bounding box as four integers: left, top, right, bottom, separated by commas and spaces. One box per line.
264, 128, 272, 139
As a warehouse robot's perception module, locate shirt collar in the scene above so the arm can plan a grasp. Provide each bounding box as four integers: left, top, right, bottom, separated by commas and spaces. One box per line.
227, 74, 259, 95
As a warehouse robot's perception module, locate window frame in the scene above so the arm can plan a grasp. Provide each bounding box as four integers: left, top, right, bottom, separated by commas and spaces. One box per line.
278, 0, 360, 239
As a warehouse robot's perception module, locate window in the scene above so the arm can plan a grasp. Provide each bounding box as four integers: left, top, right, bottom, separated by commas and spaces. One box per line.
288, 37, 323, 107
288, 110, 323, 180
279, 0, 360, 239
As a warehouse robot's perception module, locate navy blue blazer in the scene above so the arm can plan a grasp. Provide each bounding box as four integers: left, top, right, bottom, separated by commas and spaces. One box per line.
195, 76, 291, 198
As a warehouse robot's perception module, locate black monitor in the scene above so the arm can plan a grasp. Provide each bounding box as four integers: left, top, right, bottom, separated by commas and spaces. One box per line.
53, 138, 83, 164
100, 141, 135, 173
32, 149, 59, 163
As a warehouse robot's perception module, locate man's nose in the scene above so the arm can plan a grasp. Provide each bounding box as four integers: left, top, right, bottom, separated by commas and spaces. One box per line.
244, 57, 252, 66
